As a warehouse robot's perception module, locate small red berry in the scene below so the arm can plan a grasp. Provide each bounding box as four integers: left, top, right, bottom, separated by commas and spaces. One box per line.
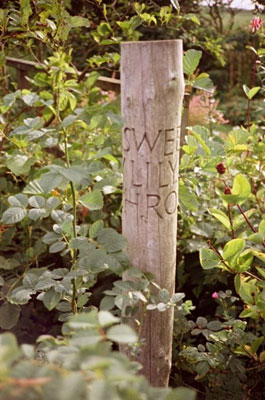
216, 162, 226, 174
224, 187, 231, 195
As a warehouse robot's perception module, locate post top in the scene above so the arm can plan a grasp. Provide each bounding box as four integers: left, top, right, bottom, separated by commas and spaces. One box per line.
121, 39, 182, 46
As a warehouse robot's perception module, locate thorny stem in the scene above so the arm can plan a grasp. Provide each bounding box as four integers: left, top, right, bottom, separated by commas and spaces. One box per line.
237, 204, 256, 233
207, 240, 261, 281
237, 205, 265, 249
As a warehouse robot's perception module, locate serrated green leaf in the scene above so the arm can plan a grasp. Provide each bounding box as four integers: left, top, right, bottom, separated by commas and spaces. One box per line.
193, 76, 213, 92
188, 126, 210, 155
79, 249, 109, 273
28, 208, 49, 221
42, 232, 61, 245
1, 207, 27, 224
42, 288, 61, 311
46, 196, 60, 210
183, 49, 202, 76
28, 196, 45, 208
49, 241, 67, 253
68, 16, 90, 28
8, 194, 28, 208
8, 287, 33, 305
6, 155, 35, 176
106, 324, 137, 343
98, 311, 120, 327
97, 228, 127, 253
79, 189, 103, 210
179, 183, 198, 211
89, 220, 104, 239
99, 296, 115, 311
67, 311, 99, 330
0, 303, 20, 330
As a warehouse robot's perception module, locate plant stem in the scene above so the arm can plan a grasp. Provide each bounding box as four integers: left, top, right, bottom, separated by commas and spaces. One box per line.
227, 204, 235, 239
237, 204, 256, 233
61, 123, 78, 314
207, 241, 261, 281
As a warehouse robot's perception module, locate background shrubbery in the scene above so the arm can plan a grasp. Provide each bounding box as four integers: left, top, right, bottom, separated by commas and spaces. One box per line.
1, 0, 265, 399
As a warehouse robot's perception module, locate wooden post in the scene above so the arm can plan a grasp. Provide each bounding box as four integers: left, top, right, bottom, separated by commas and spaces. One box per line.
121, 40, 184, 387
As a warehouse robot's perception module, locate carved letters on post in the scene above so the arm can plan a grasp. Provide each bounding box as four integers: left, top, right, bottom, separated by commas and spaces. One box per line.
123, 126, 180, 220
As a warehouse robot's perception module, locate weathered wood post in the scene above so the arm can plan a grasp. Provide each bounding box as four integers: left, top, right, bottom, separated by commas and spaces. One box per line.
121, 40, 184, 387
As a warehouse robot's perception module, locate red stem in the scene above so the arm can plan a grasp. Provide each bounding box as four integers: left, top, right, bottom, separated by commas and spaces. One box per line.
237, 204, 265, 249
237, 204, 255, 233
227, 204, 235, 239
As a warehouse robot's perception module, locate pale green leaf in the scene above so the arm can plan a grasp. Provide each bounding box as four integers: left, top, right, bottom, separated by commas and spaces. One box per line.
79, 189, 103, 211
1, 207, 27, 224
106, 324, 137, 343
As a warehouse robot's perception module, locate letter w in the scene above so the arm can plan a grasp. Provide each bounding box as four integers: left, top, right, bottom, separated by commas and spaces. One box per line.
134, 130, 163, 152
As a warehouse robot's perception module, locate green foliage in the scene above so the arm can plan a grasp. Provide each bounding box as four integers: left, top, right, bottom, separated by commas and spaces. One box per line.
0, 310, 196, 400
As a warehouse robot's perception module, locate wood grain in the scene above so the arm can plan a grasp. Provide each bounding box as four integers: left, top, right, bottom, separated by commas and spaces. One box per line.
121, 40, 184, 386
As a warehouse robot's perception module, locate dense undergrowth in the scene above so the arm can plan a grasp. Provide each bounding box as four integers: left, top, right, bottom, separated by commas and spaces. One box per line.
1, 1, 265, 399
